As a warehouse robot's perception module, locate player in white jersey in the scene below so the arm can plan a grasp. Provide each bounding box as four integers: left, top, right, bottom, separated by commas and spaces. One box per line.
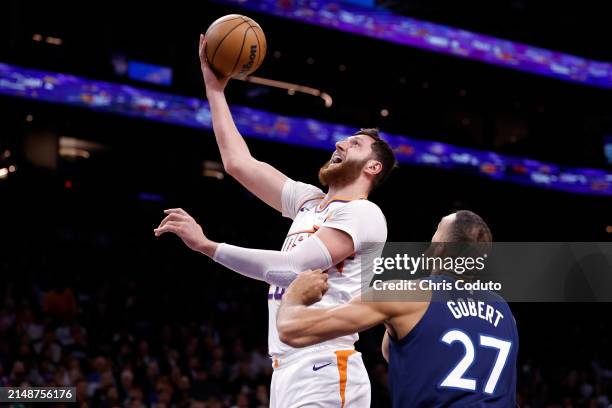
153, 36, 397, 407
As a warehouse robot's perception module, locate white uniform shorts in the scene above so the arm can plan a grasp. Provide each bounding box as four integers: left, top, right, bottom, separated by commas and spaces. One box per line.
270, 347, 371, 408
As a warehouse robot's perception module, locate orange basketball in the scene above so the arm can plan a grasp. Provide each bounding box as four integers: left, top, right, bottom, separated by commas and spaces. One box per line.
204, 14, 267, 78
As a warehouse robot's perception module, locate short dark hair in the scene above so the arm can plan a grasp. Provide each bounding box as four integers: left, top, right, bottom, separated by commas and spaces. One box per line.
450, 210, 493, 243
355, 128, 398, 191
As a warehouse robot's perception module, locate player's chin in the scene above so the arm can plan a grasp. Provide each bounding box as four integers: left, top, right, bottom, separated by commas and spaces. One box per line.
321, 161, 343, 174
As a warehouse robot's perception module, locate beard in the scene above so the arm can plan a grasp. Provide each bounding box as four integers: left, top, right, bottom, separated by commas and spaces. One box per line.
318, 157, 367, 188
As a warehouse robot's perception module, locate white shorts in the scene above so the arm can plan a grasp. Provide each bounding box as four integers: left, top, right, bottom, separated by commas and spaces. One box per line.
270, 348, 371, 408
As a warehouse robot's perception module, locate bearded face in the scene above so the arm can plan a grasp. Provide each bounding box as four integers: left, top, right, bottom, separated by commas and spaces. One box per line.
318, 156, 369, 188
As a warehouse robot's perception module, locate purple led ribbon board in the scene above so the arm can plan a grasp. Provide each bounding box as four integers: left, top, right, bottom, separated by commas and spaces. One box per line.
214, 0, 612, 89
1, 62, 610, 195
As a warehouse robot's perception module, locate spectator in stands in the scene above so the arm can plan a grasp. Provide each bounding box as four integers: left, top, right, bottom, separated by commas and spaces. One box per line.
42, 283, 77, 320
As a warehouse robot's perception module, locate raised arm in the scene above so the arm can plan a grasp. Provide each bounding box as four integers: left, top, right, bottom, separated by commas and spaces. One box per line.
200, 35, 287, 212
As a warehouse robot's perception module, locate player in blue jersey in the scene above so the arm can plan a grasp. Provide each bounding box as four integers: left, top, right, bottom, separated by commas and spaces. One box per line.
277, 210, 518, 407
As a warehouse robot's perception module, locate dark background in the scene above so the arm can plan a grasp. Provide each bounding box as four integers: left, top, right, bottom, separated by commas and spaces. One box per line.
1, 1, 611, 406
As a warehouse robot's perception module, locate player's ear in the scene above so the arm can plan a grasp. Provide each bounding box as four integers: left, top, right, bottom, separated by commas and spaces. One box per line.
365, 159, 382, 176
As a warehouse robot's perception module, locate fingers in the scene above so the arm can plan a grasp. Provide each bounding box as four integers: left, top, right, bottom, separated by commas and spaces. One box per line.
304, 269, 328, 283
157, 214, 172, 229
155, 209, 191, 236
157, 213, 188, 230
319, 275, 328, 294
312, 269, 328, 282
319, 270, 329, 295
316, 282, 328, 302
164, 208, 189, 216
199, 35, 208, 65
199, 35, 205, 59
159, 213, 184, 224
154, 221, 183, 237
309, 270, 329, 296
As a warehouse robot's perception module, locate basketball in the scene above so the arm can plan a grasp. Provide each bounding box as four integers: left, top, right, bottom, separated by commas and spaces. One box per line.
204, 14, 267, 78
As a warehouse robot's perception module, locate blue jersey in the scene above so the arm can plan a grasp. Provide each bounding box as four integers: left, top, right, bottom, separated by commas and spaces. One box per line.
388, 275, 518, 407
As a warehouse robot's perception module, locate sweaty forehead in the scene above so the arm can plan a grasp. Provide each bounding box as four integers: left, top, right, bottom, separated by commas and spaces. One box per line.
349, 134, 374, 145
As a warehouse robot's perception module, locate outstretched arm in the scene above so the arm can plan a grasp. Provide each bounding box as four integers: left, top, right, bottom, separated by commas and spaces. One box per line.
277, 270, 392, 347
154, 209, 355, 286
200, 35, 287, 212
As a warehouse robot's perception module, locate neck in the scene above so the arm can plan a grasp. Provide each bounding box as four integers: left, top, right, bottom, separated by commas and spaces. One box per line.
324, 180, 369, 202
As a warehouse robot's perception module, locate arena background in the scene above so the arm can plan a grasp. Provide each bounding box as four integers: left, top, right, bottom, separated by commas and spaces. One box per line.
1, 1, 611, 406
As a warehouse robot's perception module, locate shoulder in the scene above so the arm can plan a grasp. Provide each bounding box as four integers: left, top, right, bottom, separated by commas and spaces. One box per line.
325, 200, 388, 244
355, 199, 383, 212
283, 179, 325, 217
291, 179, 324, 195
339, 200, 386, 220
293, 181, 324, 208
482, 288, 510, 306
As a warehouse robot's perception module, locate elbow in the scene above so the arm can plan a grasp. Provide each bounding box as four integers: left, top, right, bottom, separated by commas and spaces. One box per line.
278, 322, 307, 348
277, 321, 297, 345
223, 158, 241, 177
281, 336, 307, 348
223, 155, 253, 178
279, 334, 301, 348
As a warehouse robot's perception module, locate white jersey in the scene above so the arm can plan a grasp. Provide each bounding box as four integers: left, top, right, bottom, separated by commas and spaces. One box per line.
267, 179, 387, 357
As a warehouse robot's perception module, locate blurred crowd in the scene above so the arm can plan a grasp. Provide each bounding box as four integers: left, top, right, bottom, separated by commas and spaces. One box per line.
1, 270, 611, 407
0, 276, 274, 408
